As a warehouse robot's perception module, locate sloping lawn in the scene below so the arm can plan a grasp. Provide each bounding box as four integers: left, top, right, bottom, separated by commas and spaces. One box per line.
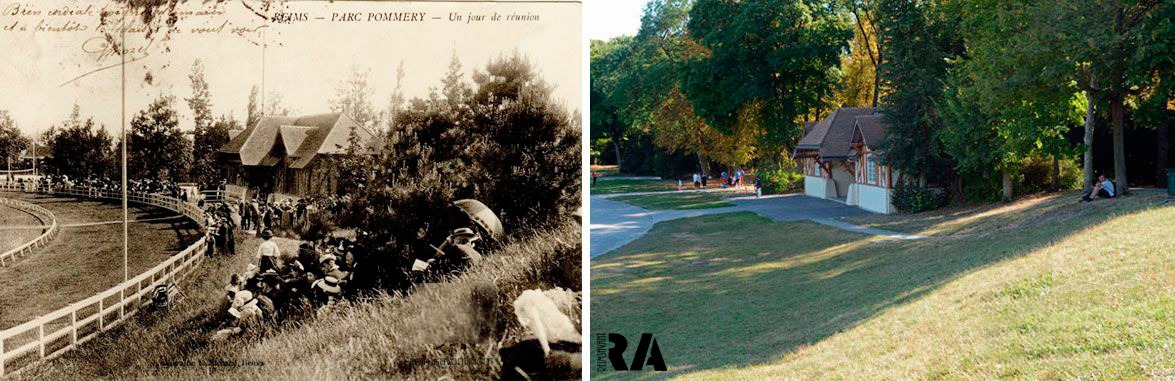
612, 192, 734, 210
21, 224, 581, 380
591, 193, 1173, 380
591, 178, 677, 195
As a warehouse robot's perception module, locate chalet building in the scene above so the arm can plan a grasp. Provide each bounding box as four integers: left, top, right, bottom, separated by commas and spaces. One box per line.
218, 112, 375, 199
794, 107, 897, 214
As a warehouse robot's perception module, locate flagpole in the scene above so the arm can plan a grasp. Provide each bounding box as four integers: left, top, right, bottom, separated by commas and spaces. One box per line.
121, 6, 129, 283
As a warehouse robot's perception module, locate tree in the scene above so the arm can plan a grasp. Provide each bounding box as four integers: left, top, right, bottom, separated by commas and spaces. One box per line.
832, 15, 881, 108
44, 107, 116, 180
1041, 0, 1170, 195
185, 59, 213, 134
192, 115, 237, 188
384, 61, 407, 132
590, 37, 636, 171
187, 59, 224, 187
683, 0, 852, 148
609, 0, 770, 173
844, 0, 883, 107
246, 85, 262, 129
265, 91, 295, 117
0, 111, 31, 180
330, 64, 377, 128
340, 53, 579, 291
874, 0, 961, 186
129, 96, 191, 181
944, 0, 1083, 200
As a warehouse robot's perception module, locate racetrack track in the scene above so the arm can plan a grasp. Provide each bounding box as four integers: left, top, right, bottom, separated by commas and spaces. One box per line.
0, 203, 46, 254
0, 192, 201, 330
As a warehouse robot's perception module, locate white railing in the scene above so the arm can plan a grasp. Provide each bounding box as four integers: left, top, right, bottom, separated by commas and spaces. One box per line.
0, 185, 208, 377
0, 197, 59, 267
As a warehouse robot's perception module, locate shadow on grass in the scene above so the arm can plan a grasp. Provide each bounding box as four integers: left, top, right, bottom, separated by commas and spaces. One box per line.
590, 192, 1171, 379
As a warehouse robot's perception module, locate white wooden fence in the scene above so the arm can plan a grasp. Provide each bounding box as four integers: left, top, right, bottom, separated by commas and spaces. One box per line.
0, 186, 208, 377
0, 197, 59, 267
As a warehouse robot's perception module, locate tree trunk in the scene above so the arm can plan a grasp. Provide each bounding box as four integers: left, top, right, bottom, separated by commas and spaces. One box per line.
1001, 170, 1013, 202
698, 154, 711, 177
1082, 90, 1096, 193
1157, 110, 1169, 187
1050, 156, 1060, 192
612, 139, 623, 174
1110, 97, 1128, 195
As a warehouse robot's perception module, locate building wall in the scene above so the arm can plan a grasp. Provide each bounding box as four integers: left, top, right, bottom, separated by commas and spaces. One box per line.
830, 162, 853, 198
858, 183, 894, 214
804, 176, 835, 199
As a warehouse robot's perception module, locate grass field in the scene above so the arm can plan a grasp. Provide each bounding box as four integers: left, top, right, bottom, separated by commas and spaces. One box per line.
591, 178, 677, 195
612, 192, 734, 210
0, 192, 200, 330
0, 203, 46, 254
18, 222, 581, 379
591, 191, 1173, 379
591, 165, 620, 176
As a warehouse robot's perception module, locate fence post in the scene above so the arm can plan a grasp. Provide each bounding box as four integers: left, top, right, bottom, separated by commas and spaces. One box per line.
98, 298, 104, 331
2, 332, 6, 376
71, 310, 77, 348
38, 324, 44, 358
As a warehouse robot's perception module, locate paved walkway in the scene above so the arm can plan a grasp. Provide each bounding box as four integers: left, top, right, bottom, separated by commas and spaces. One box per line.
590, 192, 923, 258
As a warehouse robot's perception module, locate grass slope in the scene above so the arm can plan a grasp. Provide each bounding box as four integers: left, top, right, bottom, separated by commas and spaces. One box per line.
591, 191, 1173, 380
16, 223, 580, 380
611, 192, 734, 210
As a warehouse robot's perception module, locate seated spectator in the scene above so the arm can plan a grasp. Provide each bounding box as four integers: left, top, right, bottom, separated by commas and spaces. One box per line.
1081, 174, 1117, 202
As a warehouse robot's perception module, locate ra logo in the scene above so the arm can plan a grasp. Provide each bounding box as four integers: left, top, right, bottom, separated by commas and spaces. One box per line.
606, 333, 666, 371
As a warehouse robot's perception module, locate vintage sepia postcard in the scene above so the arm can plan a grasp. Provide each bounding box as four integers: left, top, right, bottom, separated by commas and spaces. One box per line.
0, 0, 582, 379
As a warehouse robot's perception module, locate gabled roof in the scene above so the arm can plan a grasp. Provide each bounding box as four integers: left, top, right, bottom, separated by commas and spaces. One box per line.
852, 114, 888, 149
279, 125, 315, 155
220, 112, 375, 169
795, 107, 877, 160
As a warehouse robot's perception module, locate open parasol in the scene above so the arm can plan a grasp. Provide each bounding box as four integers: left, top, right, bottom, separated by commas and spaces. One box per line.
453, 199, 504, 241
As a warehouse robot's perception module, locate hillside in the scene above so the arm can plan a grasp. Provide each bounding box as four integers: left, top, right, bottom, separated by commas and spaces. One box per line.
15, 222, 580, 380
592, 190, 1173, 380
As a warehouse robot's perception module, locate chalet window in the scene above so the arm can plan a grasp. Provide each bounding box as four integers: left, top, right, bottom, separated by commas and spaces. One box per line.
867, 155, 877, 184
812, 159, 821, 177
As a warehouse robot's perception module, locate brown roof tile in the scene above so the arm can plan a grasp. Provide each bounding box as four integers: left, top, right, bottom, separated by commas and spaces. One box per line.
795, 107, 877, 159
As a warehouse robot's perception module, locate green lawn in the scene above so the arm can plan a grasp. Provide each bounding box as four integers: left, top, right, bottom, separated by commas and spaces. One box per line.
591, 178, 677, 195
591, 192, 1174, 379
591, 165, 621, 176
612, 192, 734, 210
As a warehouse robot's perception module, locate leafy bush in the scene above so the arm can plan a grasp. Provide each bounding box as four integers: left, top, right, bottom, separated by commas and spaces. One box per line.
756, 162, 804, 194
1018, 155, 1081, 194
892, 183, 947, 213
337, 53, 580, 291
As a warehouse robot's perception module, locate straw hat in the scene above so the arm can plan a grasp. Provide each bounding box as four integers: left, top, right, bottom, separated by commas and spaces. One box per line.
316, 276, 342, 294
261, 229, 274, 239
451, 227, 477, 238
318, 254, 337, 264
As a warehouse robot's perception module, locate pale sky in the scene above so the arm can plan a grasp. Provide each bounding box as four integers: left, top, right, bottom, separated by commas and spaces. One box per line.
0, 0, 581, 136
585, 0, 644, 41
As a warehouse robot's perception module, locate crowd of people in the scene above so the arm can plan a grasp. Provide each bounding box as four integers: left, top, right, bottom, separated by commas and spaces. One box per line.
18, 175, 192, 200
684, 169, 747, 190
213, 197, 504, 336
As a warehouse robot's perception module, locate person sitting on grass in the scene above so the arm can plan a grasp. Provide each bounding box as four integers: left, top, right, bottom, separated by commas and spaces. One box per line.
1081, 174, 1117, 202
